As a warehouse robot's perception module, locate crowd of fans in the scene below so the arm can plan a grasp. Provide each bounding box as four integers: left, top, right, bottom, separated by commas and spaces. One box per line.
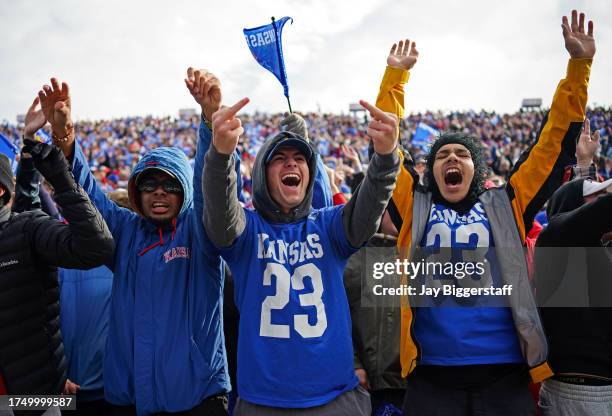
2, 106, 611, 198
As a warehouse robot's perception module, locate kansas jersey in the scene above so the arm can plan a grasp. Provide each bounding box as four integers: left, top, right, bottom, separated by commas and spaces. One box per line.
414, 202, 524, 366
220, 206, 359, 408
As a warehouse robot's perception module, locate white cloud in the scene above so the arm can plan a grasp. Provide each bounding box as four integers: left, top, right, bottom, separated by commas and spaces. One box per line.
0, 0, 610, 121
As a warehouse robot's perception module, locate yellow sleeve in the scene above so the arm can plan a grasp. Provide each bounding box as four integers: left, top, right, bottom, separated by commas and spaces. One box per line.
508, 58, 591, 241
375, 66, 415, 249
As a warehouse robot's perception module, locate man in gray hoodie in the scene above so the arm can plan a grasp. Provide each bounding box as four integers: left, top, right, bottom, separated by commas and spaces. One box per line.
202, 97, 399, 415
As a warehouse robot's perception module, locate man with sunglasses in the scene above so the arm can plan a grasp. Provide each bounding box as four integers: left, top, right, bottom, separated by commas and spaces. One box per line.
40, 73, 231, 415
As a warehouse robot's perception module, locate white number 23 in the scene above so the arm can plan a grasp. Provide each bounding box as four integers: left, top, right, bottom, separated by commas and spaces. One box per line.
260, 263, 327, 339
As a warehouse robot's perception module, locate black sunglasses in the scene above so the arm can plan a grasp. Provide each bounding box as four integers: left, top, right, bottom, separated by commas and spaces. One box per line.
137, 178, 182, 194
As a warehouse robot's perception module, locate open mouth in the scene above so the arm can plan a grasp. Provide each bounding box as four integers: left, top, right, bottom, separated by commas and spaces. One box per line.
444, 168, 463, 187
281, 173, 301, 187
151, 201, 169, 214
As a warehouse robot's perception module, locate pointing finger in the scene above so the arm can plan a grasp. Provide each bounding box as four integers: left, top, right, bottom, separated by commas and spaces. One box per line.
359, 100, 394, 123
224, 97, 250, 119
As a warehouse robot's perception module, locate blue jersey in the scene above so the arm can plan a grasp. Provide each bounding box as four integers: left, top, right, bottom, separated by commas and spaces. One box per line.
220, 206, 359, 408
414, 202, 523, 366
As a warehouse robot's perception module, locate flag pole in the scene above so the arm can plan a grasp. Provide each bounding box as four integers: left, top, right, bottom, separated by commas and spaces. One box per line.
271, 16, 292, 113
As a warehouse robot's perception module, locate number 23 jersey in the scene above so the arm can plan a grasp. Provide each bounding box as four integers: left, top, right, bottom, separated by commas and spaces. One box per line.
220, 206, 359, 408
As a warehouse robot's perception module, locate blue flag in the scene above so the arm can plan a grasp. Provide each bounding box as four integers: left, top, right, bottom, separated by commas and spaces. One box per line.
411, 122, 439, 152
0, 132, 19, 173
243, 16, 292, 98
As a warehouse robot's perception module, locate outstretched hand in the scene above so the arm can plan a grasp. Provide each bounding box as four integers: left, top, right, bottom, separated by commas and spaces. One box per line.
211, 97, 249, 155
386, 39, 419, 71
360, 100, 399, 155
576, 119, 600, 167
562, 10, 595, 59
23, 97, 46, 138
38, 78, 73, 138
185, 67, 222, 122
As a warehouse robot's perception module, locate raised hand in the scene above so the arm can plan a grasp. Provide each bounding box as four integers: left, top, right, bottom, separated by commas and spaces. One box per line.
576, 119, 600, 167
360, 100, 399, 155
341, 143, 361, 167
386, 39, 419, 71
38, 78, 73, 139
23, 97, 46, 138
562, 10, 595, 59
185, 67, 222, 122
211, 97, 249, 155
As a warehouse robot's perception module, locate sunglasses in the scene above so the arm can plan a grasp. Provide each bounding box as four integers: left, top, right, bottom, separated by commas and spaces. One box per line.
137, 178, 182, 194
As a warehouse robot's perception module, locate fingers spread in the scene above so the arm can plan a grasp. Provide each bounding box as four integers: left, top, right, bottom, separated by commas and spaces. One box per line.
588, 20, 594, 37
50, 78, 60, 93
570, 9, 578, 32
411, 41, 419, 57
389, 43, 397, 56
402, 39, 410, 56
578, 12, 585, 33
61, 82, 69, 97
584, 118, 591, 135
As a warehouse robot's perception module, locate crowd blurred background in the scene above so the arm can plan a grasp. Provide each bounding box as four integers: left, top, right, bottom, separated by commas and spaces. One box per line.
2, 106, 610, 201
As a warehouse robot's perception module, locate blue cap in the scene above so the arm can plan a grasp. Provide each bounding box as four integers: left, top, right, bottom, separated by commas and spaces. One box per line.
265, 132, 314, 164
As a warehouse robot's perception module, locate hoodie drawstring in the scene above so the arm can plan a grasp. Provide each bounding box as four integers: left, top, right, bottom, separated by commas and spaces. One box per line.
138, 227, 165, 256
170, 218, 177, 241
137, 218, 177, 256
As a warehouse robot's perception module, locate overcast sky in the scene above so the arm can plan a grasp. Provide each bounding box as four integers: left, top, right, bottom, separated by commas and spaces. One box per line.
0, 0, 610, 122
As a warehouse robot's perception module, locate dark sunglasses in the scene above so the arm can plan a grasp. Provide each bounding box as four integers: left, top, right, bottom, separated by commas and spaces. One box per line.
137, 178, 182, 194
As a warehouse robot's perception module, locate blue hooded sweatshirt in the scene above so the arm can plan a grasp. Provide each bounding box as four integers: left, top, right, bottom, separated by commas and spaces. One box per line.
59, 265, 113, 402
71, 127, 229, 415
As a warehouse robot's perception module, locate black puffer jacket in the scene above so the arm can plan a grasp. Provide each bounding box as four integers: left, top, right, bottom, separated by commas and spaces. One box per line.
536, 180, 612, 379
0, 181, 114, 395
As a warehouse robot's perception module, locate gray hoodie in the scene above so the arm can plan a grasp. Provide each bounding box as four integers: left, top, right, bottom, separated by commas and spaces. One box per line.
203, 131, 399, 249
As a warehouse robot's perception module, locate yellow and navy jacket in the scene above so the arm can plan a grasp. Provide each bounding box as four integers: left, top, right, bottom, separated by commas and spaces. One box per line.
376, 59, 591, 383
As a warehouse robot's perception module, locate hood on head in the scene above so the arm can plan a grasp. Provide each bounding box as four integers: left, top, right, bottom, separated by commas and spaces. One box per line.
128, 147, 193, 219
547, 178, 585, 219
252, 131, 317, 223
425, 132, 487, 207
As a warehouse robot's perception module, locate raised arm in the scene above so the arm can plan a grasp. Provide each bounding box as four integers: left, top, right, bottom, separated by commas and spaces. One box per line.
507, 9, 595, 240
37, 78, 135, 237
22, 139, 114, 269
203, 98, 250, 248
375, 39, 420, 244
376, 39, 418, 120
185, 67, 243, 226
342, 100, 400, 247
13, 97, 46, 213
